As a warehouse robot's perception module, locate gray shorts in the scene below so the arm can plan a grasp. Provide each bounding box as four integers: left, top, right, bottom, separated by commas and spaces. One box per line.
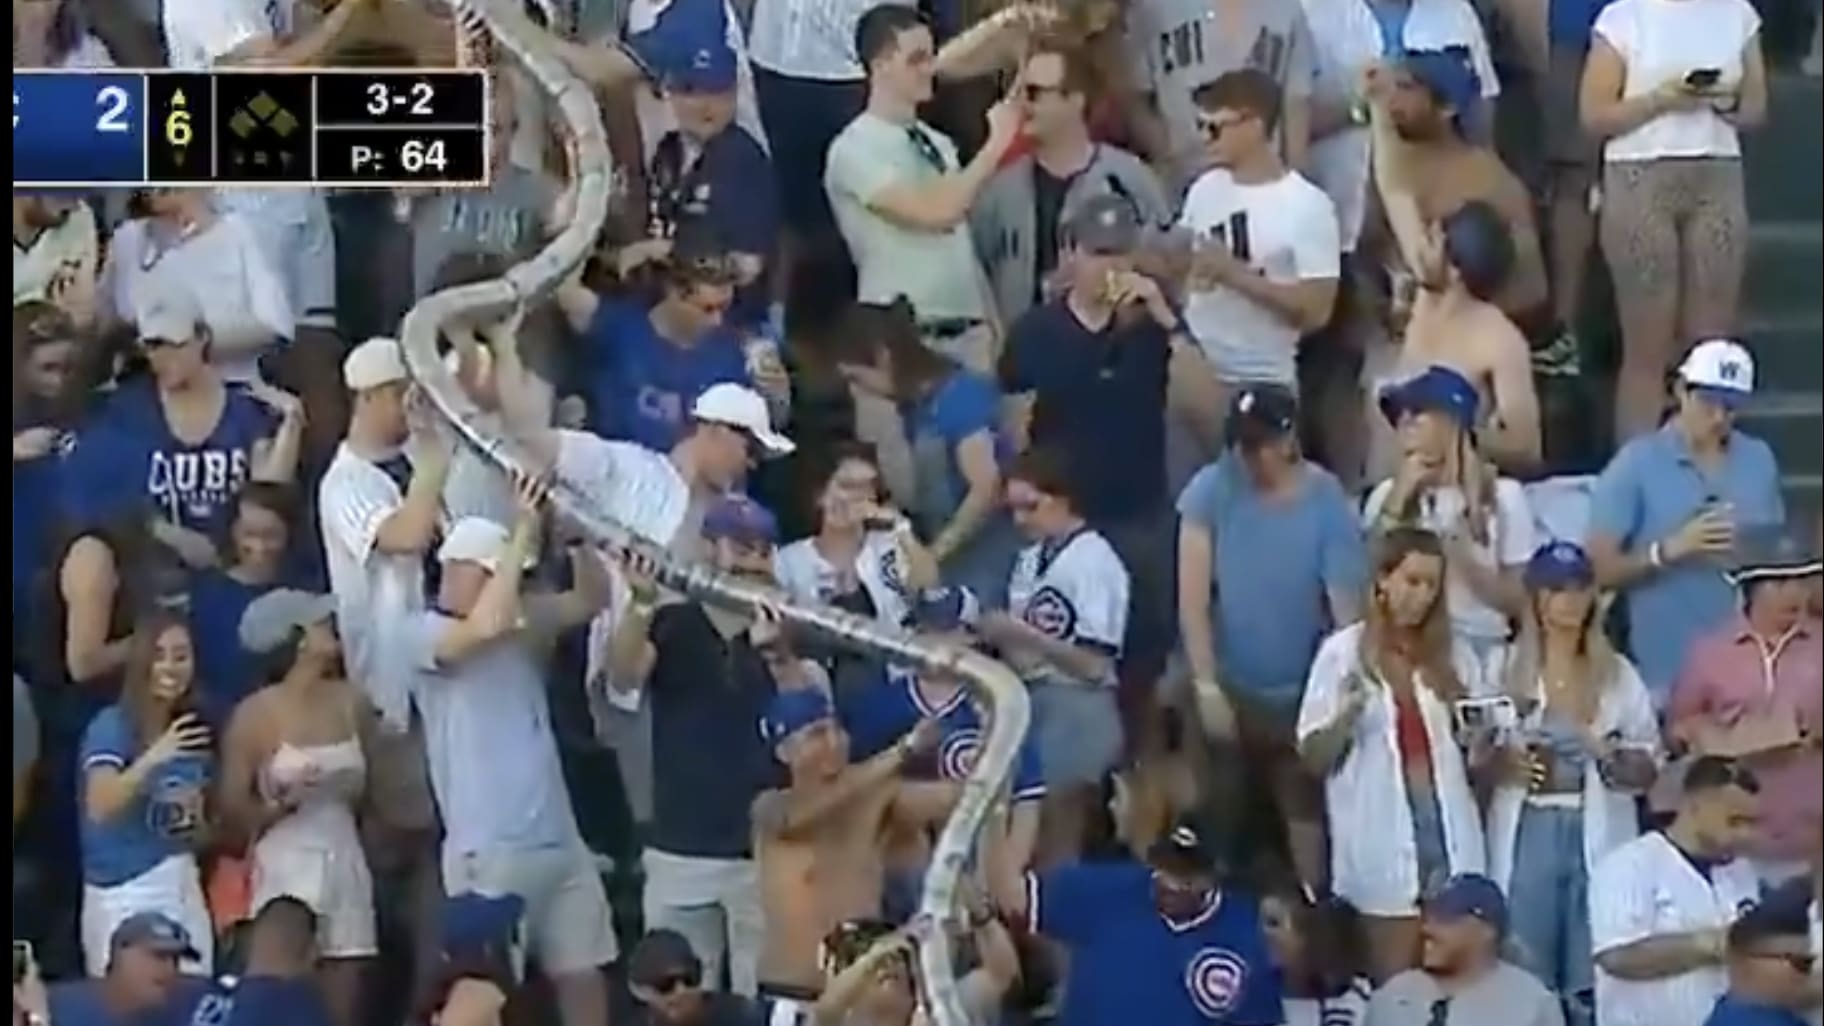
442, 842, 619, 975
1030, 681, 1124, 787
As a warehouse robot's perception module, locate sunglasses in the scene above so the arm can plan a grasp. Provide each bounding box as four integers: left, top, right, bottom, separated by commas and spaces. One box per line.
1196, 113, 1246, 140
1022, 82, 1066, 102
645, 970, 702, 994
140, 335, 194, 350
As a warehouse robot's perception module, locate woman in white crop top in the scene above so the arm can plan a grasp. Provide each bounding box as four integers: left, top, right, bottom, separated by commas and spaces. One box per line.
1581, 0, 1767, 441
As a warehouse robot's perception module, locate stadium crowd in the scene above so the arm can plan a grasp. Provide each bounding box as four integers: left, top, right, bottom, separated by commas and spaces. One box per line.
10, 0, 1824, 1024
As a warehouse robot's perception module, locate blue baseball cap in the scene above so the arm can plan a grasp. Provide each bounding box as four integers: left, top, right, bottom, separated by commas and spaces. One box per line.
1424, 873, 1508, 937
441, 893, 525, 964
1524, 540, 1596, 592
908, 586, 979, 632
1379, 365, 1480, 430
636, 33, 739, 94
109, 911, 200, 960
761, 687, 834, 747
1403, 47, 1483, 137
702, 494, 779, 546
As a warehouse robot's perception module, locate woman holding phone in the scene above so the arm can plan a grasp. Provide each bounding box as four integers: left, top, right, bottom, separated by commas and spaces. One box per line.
1581, 0, 1768, 440
77, 608, 214, 977
1487, 540, 1659, 1026
1295, 528, 1485, 982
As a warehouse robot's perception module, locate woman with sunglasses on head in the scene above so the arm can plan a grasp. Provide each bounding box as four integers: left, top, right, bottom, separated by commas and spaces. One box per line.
831, 299, 1020, 608
77, 608, 215, 978
218, 590, 375, 1026
186, 483, 304, 726
1487, 541, 1660, 1026
1296, 528, 1486, 983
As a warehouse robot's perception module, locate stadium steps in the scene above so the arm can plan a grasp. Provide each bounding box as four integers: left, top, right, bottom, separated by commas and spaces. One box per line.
1737, 73, 1823, 524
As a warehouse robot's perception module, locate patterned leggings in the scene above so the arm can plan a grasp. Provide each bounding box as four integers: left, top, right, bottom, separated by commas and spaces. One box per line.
1599, 157, 1747, 434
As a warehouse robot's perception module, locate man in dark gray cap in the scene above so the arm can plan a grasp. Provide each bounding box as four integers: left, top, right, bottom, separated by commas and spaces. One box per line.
1000, 192, 1225, 716
48, 912, 208, 1024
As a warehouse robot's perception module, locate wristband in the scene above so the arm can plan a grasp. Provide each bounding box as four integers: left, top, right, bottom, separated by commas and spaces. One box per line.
1647, 541, 1664, 570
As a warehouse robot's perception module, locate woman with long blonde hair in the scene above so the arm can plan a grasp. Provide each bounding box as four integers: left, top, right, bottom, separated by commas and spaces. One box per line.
1296, 528, 1485, 982
1487, 540, 1659, 1026
1364, 366, 1535, 696
77, 607, 215, 977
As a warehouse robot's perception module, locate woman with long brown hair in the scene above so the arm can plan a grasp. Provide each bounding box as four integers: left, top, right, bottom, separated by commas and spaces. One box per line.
1295, 527, 1485, 982
77, 607, 215, 977
1488, 540, 1659, 1026
833, 299, 1020, 607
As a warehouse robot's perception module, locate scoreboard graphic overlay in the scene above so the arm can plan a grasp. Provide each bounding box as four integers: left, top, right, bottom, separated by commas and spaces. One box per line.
15, 69, 488, 188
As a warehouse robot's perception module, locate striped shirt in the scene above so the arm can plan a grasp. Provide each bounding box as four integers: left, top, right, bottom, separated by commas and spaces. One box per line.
1590, 831, 1760, 1026
319, 442, 428, 731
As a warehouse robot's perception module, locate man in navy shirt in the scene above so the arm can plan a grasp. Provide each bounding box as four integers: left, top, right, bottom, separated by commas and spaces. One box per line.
178, 897, 332, 1026
48, 912, 209, 1026
999, 194, 1223, 701
636, 36, 779, 329
988, 818, 1284, 1025
1705, 883, 1822, 1026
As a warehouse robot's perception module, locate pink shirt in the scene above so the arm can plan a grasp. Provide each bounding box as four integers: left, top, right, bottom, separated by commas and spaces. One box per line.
1671, 615, 1824, 862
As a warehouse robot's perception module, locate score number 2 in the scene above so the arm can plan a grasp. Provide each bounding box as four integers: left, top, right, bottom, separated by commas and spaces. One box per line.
14, 85, 131, 131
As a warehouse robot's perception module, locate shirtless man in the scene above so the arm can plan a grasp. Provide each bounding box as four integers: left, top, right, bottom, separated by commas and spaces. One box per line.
1367, 77, 1542, 477
752, 689, 956, 1007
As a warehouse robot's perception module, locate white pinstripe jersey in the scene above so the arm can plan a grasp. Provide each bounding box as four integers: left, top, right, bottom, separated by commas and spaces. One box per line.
1590, 831, 1760, 1026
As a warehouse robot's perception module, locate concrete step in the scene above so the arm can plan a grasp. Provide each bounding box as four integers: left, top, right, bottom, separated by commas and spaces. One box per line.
1743, 314, 1823, 394
1738, 391, 1824, 479
1743, 75, 1823, 223
1743, 222, 1824, 320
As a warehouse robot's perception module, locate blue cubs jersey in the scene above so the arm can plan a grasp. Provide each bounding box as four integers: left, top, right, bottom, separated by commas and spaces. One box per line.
840, 666, 1046, 802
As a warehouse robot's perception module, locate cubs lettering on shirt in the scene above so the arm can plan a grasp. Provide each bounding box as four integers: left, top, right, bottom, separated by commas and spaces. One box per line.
842, 666, 1047, 802
79, 705, 212, 888
584, 299, 752, 452
1030, 862, 1284, 1026
1590, 831, 1762, 1026
773, 530, 915, 632
1007, 528, 1130, 686
62, 380, 274, 536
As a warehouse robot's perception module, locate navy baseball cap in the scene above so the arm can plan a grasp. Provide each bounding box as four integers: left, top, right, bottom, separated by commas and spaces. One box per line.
1226, 385, 1300, 450
1402, 47, 1483, 137
1425, 873, 1508, 937
1379, 365, 1480, 430
1147, 818, 1217, 872
652, 40, 738, 94
1064, 193, 1141, 255
441, 893, 525, 964
908, 586, 979, 632
762, 687, 835, 747
1524, 540, 1596, 592
109, 911, 200, 960
702, 494, 779, 546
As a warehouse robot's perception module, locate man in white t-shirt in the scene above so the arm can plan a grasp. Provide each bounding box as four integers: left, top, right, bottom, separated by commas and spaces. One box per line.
1177, 68, 1340, 395
408, 496, 617, 1026
1591, 756, 1766, 1026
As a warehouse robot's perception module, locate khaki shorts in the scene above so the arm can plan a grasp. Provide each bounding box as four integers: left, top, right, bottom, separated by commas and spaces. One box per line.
442, 843, 619, 975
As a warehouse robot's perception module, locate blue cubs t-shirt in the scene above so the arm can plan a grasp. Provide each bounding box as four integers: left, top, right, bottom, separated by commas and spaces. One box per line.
176, 975, 334, 1026
62, 380, 275, 537
584, 298, 751, 452
1034, 862, 1284, 1026
187, 571, 278, 727
78, 704, 212, 887
904, 370, 1008, 529
841, 665, 1047, 802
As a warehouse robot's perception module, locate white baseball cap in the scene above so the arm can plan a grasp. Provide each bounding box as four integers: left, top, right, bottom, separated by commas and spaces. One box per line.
437, 517, 511, 573
135, 289, 204, 345
1677, 339, 1755, 409
691, 383, 795, 455
344, 337, 409, 391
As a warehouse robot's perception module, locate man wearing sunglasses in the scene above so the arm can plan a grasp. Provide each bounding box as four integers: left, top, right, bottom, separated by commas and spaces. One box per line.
627, 929, 783, 1026
1705, 882, 1822, 1026
1363, 874, 1561, 1026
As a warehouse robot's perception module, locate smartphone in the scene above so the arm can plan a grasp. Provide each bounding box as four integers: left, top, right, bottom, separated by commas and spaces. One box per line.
1453, 697, 1518, 739
1228, 211, 1252, 264
1684, 68, 1722, 90
13, 940, 32, 984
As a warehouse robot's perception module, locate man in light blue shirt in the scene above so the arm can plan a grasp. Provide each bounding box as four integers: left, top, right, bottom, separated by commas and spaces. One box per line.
1588, 339, 1785, 702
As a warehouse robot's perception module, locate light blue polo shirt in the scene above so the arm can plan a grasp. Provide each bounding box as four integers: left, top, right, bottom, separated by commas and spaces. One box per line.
1588, 424, 1784, 698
